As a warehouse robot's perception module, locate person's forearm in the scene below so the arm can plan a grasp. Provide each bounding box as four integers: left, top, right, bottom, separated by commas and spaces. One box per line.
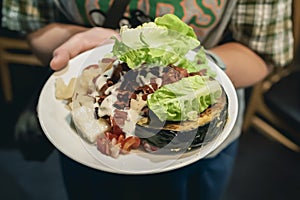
210, 42, 270, 88
26, 23, 88, 66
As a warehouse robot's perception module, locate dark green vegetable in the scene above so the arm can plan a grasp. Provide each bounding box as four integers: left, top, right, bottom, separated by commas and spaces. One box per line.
135, 87, 228, 154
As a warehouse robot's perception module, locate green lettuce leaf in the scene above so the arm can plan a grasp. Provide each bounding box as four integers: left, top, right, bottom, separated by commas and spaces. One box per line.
154, 13, 197, 39
147, 75, 222, 121
112, 14, 200, 69
192, 47, 217, 77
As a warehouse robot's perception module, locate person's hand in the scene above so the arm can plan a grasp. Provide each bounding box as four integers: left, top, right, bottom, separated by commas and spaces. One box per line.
50, 27, 118, 70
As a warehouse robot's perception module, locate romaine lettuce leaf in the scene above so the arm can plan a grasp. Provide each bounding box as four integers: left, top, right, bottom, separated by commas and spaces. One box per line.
112, 14, 201, 69
147, 75, 222, 121
154, 13, 197, 39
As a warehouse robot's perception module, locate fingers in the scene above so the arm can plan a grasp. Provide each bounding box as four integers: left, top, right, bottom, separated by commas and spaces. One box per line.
50, 35, 85, 70
50, 48, 70, 71
50, 27, 118, 70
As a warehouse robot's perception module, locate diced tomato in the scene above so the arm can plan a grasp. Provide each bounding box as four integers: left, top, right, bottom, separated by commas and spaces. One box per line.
97, 131, 140, 157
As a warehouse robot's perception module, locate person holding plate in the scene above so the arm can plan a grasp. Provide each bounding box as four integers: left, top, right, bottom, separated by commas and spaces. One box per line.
2, 0, 294, 200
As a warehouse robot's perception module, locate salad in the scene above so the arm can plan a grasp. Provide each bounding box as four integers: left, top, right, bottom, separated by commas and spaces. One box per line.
57, 14, 228, 158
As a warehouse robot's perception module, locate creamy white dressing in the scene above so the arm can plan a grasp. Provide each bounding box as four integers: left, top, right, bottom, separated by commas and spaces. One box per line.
120, 94, 147, 135
94, 67, 114, 91
121, 109, 142, 136
97, 82, 120, 117
96, 65, 165, 136
104, 81, 119, 95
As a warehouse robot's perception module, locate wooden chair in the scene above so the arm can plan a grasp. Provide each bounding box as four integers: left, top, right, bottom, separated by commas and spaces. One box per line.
242, 0, 300, 152
0, 30, 43, 102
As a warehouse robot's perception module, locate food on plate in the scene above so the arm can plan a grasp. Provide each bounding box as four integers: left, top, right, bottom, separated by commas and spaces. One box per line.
55, 77, 76, 100
57, 14, 228, 158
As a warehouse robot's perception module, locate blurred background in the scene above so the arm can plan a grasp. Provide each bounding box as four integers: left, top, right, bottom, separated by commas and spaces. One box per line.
1, 2, 300, 200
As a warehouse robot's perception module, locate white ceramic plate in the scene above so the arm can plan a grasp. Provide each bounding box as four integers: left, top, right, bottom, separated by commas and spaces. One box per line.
38, 43, 238, 175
